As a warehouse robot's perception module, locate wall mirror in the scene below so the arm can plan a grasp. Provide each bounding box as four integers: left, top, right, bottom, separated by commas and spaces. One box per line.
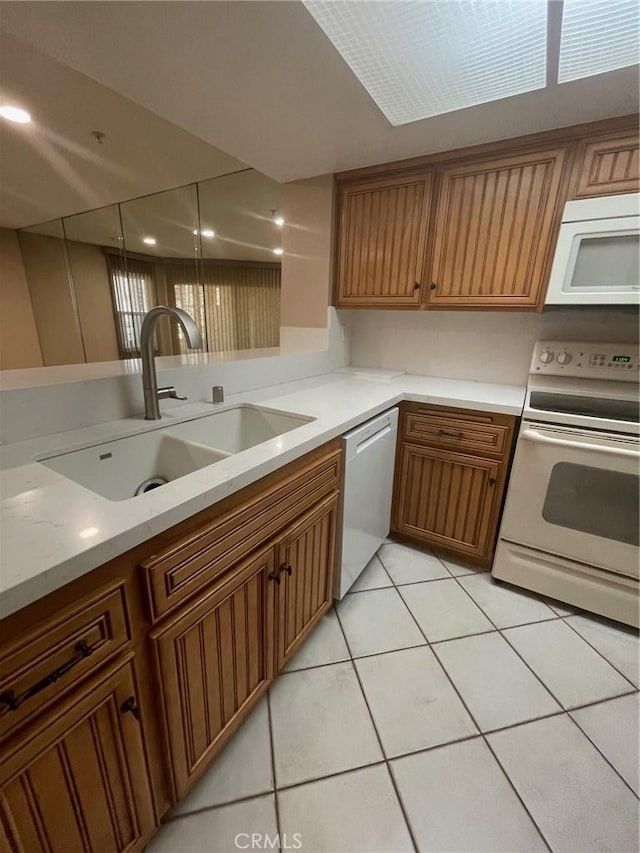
17, 218, 85, 366
5, 168, 284, 370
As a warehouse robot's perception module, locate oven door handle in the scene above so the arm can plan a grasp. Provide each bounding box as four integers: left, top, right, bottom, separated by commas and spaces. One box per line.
521, 429, 640, 459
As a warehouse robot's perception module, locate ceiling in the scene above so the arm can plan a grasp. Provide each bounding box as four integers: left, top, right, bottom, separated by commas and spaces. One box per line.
1, 1, 638, 229
0, 31, 244, 228
24, 169, 284, 262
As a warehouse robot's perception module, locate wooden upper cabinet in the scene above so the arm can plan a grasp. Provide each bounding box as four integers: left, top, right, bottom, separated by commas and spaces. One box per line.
274, 494, 337, 670
0, 657, 155, 853
427, 148, 568, 307
572, 132, 640, 198
335, 171, 433, 307
150, 547, 275, 800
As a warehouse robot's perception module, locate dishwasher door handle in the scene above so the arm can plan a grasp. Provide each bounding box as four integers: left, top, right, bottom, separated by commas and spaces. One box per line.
355, 424, 392, 455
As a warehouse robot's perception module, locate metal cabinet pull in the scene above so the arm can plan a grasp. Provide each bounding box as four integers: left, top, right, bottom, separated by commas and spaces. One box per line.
120, 696, 141, 720
430, 282, 437, 290
0, 640, 94, 712
488, 477, 497, 486
268, 571, 281, 585
413, 282, 421, 291
438, 429, 464, 439
279, 563, 293, 576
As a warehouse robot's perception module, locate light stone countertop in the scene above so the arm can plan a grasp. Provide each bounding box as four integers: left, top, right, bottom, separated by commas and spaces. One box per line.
0, 372, 525, 618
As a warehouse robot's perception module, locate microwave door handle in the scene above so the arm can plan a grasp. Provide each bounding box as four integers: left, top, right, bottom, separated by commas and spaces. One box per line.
521, 429, 640, 459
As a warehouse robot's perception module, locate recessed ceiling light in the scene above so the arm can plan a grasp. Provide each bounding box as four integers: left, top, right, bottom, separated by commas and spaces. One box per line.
303, 1, 547, 125
274, 216, 285, 227
201, 229, 215, 238
273, 247, 284, 255
0, 105, 31, 124
143, 236, 156, 245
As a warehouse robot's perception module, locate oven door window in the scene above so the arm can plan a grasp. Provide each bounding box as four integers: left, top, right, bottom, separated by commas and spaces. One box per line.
542, 462, 639, 546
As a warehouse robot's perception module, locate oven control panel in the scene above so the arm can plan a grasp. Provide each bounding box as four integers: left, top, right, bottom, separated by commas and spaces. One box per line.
532, 341, 639, 381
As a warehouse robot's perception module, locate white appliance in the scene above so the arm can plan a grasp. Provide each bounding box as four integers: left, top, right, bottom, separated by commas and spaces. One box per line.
338, 408, 398, 599
493, 341, 639, 627
545, 193, 639, 305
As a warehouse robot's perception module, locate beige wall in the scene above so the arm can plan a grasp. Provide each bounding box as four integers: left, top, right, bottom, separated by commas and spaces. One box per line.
281, 174, 334, 329
18, 231, 86, 366
0, 228, 43, 369
66, 240, 120, 363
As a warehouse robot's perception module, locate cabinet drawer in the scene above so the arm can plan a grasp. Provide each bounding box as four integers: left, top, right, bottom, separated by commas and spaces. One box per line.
0, 582, 130, 742
402, 404, 514, 458
142, 449, 341, 621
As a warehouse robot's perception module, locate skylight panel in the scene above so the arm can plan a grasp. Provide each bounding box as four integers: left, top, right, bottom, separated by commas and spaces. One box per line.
302, 0, 548, 126
558, 0, 639, 83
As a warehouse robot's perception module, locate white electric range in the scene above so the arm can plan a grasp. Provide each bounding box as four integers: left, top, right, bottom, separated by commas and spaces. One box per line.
492, 340, 639, 627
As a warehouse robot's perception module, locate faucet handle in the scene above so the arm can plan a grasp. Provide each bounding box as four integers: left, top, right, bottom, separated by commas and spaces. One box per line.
157, 386, 187, 401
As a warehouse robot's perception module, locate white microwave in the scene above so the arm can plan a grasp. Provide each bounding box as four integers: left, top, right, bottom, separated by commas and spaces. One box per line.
545, 193, 639, 306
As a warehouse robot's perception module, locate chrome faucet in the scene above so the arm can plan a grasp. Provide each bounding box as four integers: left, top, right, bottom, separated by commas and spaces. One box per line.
140, 306, 203, 420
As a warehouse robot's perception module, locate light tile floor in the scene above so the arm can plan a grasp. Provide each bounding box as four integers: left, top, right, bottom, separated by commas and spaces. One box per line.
148, 541, 640, 853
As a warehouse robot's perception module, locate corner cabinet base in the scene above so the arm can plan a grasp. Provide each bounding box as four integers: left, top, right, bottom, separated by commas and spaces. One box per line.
391, 403, 517, 567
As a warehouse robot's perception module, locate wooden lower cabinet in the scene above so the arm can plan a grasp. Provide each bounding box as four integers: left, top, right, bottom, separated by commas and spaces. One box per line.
0, 656, 155, 853
275, 494, 337, 670
392, 404, 516, 566
0, 440, 342, 848
150, 547, 275, 799
393, 444, 500, 561
151, 493, 338, 799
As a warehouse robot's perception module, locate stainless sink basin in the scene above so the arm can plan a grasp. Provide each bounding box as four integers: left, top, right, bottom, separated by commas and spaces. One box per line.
39, 405, 313, 501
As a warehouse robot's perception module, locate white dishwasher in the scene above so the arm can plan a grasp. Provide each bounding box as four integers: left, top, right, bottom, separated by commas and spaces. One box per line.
337, 407, 399, 599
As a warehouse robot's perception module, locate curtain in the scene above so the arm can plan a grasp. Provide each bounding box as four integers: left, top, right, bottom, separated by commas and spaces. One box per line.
165, 262, 280, 353
107, 254, 280, 358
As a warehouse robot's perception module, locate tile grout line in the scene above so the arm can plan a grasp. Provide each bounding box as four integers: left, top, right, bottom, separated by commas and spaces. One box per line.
559, 613, 639, 691
442, 569, 570, 711
164, 544, 638, 840
266, 689, 283, 853
449, 566, 640, 738
396, 544, 640, 807
332, 601, 420, 853
386, 550, 555, 853
566, 707, 640, 801
445, 564, 640, 803
165, 790, 277, 824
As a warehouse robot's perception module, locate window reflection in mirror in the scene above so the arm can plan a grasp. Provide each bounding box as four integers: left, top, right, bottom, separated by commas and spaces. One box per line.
198, 169, 282, 352
4, 169, 282, 370
119, 184, 201, 358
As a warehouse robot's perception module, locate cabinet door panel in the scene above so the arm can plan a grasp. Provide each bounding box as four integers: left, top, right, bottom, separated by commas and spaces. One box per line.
335, 172, 433, 306
0, 657, 155, 853
573, 134, 640, 198
151, 548, 274, 799
275, 494, 338, 670
393, 444, 500, 560
428, 148, 567, 306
